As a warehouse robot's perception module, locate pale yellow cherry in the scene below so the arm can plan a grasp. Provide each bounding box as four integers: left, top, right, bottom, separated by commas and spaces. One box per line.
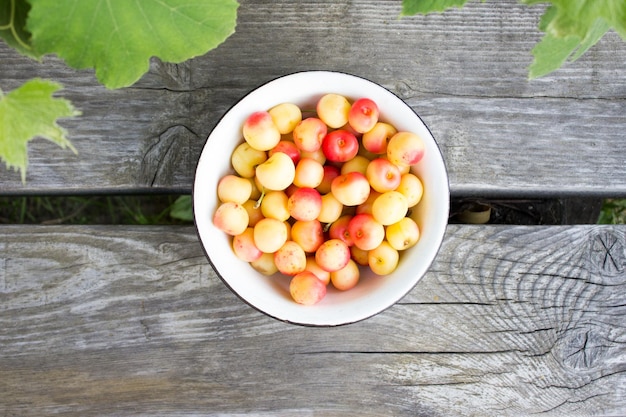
362, 122, 397, 154
274, 240, 307, 276
316, 93, 351, 128
397, 173, 424, 207
243, 111, 281, 151
385, 217, 420, 251
253, 218, 288, 253
368, 241, 399, 275
330, 171, 370, 206
293, 118, 327, 152
250, 252, 279, 276
294, 157, 324, 188
340, 155, 370, 176
330, 258, 360, 291
371, 191, 408, 225
291, 220, 324, 253
289, 271, 327, 305
315, 238, 350, 272
217, 174, 252, 204
268, 102, 302, 134
260, 190, 290, 221
255, 152, 296, 191
213, 202, 249, 236
231, 142, 267, 178
365, 158, 401, 193
386, 131, 425, 166
317, 193, 344, 224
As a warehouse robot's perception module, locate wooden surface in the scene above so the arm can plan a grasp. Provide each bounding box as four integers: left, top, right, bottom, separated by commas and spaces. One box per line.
1, 1, 625, 416
1, 224, 625, 416
0, 0, 625, 196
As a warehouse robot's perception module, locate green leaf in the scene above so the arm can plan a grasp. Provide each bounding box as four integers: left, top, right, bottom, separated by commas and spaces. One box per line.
569, 17, 611, 61
170, 195, 193, 222
529, 19, 610, 78
402, 0, 624, 79
523, 0, 626, 41
598, 199, 626, 224
528, 33, 582, 79
537, 4, 557, 32
401, 0, 475, 15
26, 0, 239, 89
527, 0, 617, 78
0, 0, 38, 58
0, 78, 79, 182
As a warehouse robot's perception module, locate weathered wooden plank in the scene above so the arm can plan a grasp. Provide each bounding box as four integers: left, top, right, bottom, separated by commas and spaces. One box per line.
0, 0, 624, 195
1, 224, 624, 416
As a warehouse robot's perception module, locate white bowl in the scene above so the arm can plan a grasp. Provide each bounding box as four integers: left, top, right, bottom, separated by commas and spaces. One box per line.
193, 71, 449, 326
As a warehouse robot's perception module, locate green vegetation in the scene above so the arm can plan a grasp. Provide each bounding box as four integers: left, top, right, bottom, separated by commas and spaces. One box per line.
0, 195, 192, 225
0, 1, 623, 222
0, 196, 623, 225
0, 0, 239, 88
0, 79, 79, 182
0, 0, 239, 180
598, 199, 626, 225
401, 0, 626, 79
2, 0, 625, 181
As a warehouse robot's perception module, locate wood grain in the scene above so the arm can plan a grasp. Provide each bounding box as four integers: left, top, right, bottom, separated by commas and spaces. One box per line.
0, 0, 624, 196
2, 2, 624, 415
1, 225, 624, 416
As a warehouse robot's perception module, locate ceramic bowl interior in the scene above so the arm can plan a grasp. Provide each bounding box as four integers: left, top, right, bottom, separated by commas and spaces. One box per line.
193, 71, 449, 326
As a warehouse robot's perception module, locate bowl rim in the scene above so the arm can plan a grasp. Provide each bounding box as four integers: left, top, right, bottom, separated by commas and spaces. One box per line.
192, 70, 450, 326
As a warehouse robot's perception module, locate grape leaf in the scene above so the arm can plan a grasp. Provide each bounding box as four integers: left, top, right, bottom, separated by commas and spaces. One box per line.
402, 0, 625, 78
401, 0, 480, 15
0, 0, 37, 58
528, 33, 584, 79
569, 17, 611, 61
523, 0, 626, 40
525, 0, 624, 78
529, 17, 611, 78
26, 0, 239, 89
0, 79, 79, 182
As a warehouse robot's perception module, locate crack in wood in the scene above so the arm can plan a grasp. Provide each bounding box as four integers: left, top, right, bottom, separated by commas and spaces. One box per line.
397, 301, 496, 306
140, 124, 200, 187
295, 349, 526, 356
532, 392, 610, 415
139, 319, 151, 341
518, 327, 555, 335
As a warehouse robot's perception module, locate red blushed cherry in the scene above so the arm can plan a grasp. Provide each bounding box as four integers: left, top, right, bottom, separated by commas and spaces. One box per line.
321, 130, 359, 162
348, 98, 379, 133
269, 140, 301, 165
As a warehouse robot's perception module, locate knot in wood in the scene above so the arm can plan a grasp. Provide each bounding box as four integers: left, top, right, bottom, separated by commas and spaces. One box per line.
553, 326, 608, 373
140, 125, 198, 186
588, 229, 625, 279
149, 59, 192, 90
394, 81, 413, 100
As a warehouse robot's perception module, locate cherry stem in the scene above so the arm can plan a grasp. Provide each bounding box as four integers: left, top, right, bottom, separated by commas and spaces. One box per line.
254, 187, 266, 209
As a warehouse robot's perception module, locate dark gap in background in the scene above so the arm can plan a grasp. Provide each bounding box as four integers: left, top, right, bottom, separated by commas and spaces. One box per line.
0, 194, 191, 225
0, 195, 616, 225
